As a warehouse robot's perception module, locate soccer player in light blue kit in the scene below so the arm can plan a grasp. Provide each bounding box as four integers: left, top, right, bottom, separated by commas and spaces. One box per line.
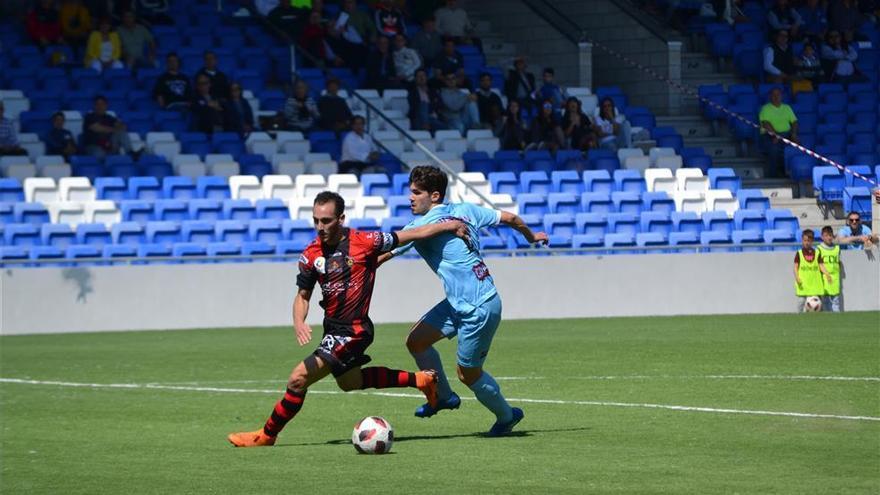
379, 166, 548, 436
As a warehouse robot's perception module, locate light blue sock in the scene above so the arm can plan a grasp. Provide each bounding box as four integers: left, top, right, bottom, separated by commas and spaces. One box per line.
469, 372, 513, 422
411, 347, 453, 400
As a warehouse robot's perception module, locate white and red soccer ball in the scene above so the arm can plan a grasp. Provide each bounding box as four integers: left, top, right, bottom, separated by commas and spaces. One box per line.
804, 296, 823, 312
352, 416, 394, 454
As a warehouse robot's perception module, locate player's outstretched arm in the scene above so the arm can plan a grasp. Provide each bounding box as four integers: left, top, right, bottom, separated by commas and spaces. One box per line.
500, 211, 549, 245
293, 288, 314, 346
394, 219, 469, 245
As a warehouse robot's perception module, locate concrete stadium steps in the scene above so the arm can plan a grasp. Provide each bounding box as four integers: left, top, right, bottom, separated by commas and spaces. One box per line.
681, 51, 719, 76
655, 115, 715, 138
770, 197, 831, 232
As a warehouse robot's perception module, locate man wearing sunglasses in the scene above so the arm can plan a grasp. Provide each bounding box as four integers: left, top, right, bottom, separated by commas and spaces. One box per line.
837, 212, 878, 250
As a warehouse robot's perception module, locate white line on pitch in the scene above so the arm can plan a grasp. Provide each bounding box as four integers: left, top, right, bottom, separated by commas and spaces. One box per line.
2, 377, 878, 423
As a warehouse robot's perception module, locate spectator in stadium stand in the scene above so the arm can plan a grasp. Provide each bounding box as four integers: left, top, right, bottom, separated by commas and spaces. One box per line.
504, 57, 537, 113
59, 0, 92, 48
793, 229, 832, 313
434, 0, 479, 48
723, 0, 750, 25
118, 10, 156, 69
374, 0, 406, 37
340, 0, 378, 43
828, 0, 864, 43
438, 70, 479, 134
527, 99, 565, 152
223, 82, 254, 136
767, 0, 803, 41
153, 53, 193, 111
317, 78, 354, 133
432, 38, 464, 82
267, 1, 306, 35
592, 97, 633, 151
407, 68, 442, 131
284, 79, 320, 132
84, 17, 123, 73
0, 102, 28, 157
392, 33, 422, 83
764, 29, 799, 83
299, 10, 339, 67
325, 0, 375, 71
797, 0, 828, 45
758, 87, 798, 178
474, 72, 504, 128
796, 43, 824, 86
339, 115, 381, 176
26, 0, 63, 48
365, 35, 402, 91
562, 97, 596, 151
191, 74, 226, 135
837, 211, 879, 250
45, 112, 78, 158
133, 0, 173, 25
195, 50, 231, 100
535, 68, 567, 109
496, 100, 526, 150
411, 17, 443, 68
83, 95, 137, 159
820, 30, 864, 84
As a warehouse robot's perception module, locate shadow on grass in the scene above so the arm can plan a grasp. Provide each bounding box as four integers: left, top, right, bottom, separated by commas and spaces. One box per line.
275, 426, 592, 448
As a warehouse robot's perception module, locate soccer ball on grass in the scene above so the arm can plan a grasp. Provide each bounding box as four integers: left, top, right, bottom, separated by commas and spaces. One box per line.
804, 296, 823, 312
352, 416, 394, 454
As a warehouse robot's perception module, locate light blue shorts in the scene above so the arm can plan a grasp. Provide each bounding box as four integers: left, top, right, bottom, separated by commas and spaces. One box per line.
420, 294, 503, 368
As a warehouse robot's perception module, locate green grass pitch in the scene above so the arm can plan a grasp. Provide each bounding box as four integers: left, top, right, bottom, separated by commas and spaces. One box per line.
2, 312, 879, 494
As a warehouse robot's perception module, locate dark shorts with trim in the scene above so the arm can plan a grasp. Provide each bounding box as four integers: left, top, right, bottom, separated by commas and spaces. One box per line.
313, 318, 374, 377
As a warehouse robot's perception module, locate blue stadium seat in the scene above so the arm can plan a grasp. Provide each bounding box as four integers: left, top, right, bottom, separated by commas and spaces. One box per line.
361, 174, 392, 198
607, 213, 639, 235
488, 172, 519, 196
737, 189, 770, 211
550, 171, 583, 194
547, 193, 580, 214
391, 173, 410, 196
154, 199, 189, 222
591, 156, 620, 173
40, 224, 75, 248
349, 218, 380, 232
222, 199, 256, 221
732, 230, 764, 252
141, 161, 174, 180
14, 202, 50, 225
181, 220, 216, 243
636, 232, 668, 253
604, 233, 636, 254
196, 176, 230, 199
249, 219, 284, 243
381, 217, 411, 233
572, 234, 604, 251
812, 166, 844, 202
29, 245, 66, 265
520, 171, 551, 195
700, 231, 734, 252
763, 229, 797, 250
581, 192, 613, 214
172, 242, 209, 263
162, 176, 197, 200
102, 244, 138, 262
611, 191, 642, 214
215, 220, 249, 243
284, 219, 314, 245
146, 221, 182, 245
734, 209, 766, 233
845, 165, 877, 189
575, 213, 607, 236
639, 211, 672, 236
543, 214, 575, 237
702, 211, 734, 234
668, 231, 700, 252
95, 177, 128, 201
707, 168, 741, 193
764, 209, 799, 237
111, 222, 145, 244
517, 194, 549, 216
583, 171, 615, 196
0, 178, 24, 202
135, 243, 175, 264
76, 223, 112, 246
642, 192, 675, 213
479, 235, 506, 256
120, 200, 154, 224
672, 211, 703, 235
65, 244, 103, 264
242, 241, 276, 260
613, 170, 646, 194
387, 196, 411, 217
188, 199, 223, 221
276, 239, 309, 256
844, 187, 873, 220
255, 199, 288, 220
5, 224, 41, 246
0, 246, 30, 265
0, 204, 12, 224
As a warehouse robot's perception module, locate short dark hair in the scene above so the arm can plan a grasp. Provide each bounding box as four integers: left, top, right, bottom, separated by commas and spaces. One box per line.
314, 191, 345, 217
821, 226, 834, 235
802, 229, 814, 240
479, 72, 491, 79
51, 111, 64, 120
409, 166, 447, 201
94, 95, 107, 103
351, 115, 365, 125
543, 67, 554, 75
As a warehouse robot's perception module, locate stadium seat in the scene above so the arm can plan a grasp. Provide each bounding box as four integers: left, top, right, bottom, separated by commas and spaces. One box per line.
575, 213, 607, 236
613, 170, 646, 194
764, 209, 799, 238
75, 223, 112, 247
581, 192, 613, 214
732, 230, 764, 252
642, 192, 675, 213
611, 191, 642, 214
582, 170, 614, 194
547, 193, 580, 215
639, 211, 672, 236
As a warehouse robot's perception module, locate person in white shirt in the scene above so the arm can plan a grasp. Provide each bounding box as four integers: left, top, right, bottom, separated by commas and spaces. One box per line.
340, 115, 381, 176
393, 33, 422, 82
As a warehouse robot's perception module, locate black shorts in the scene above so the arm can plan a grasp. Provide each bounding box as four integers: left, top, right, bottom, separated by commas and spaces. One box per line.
313, 318, 374, 377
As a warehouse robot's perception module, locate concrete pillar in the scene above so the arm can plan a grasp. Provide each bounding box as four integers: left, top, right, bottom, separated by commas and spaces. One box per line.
667, 40, 682, 116
577, 42, 593, 89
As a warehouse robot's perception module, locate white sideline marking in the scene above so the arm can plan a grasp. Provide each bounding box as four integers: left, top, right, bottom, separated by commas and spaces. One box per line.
2, 377, 878, 423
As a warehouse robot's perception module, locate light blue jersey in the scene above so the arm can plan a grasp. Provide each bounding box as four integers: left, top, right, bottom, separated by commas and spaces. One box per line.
393, 202, 502, 314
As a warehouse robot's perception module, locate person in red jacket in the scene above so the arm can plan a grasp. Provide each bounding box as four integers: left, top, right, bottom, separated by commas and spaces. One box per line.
27, 0, 63, 48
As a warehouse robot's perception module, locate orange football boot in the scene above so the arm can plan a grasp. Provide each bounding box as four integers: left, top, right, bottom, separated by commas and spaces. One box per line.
227, 429, 276, 447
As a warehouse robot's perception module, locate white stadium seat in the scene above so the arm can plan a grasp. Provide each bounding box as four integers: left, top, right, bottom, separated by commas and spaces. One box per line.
675, 168, 709, 193
439, 137, 468, 155
673, 190, 706, 214
454, 172, 491, 199
622, 156, 651, 172
288, 198, 314, 220
275, 161, 307, 177
706, 189, 739, 216
648, 147, 676, 164
466, 129, 493, 143
39, 163, 72, 180
304, 153, 332, 166
58, 177, 95, 202
617, 147, 644, 163
295, 174, 327, 199
282, 140, 311, 155
35, 155, 65, 167
435, 129, 463, 141
371, 130, 401, 141
48, 202, 86, 225
84, 200, 120, 226
644, 168, 675, 193
146, 132, 175, 148
205, 154, 235, 166
655, 155, 683, 171
229, 175, 263, 202
5, 163, 37, 182
24, 177, 58, 203
207, 162, 240, 177
472, 137, 500, 154
152, 141, 181, 160
250, 140, 277, 161
355, 196, 388, 220
262, 175, 296, 202
327, 174, 362, 200
377, 138, 405, 156
175, 162, 208, 178
487, 193, 517, 214
173, 154, 202, 167
308, 160, 338, 177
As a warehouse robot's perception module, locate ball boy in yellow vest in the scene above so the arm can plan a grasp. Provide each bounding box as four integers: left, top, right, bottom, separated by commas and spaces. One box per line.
817, 226, 841, 312
793, 230, 832, 312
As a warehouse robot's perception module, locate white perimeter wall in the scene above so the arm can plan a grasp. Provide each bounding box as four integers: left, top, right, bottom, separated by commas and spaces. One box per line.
1, 251, 878, 335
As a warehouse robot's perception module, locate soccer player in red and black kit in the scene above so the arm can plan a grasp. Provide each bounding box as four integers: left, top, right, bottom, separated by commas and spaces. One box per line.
228, 191, 470, 447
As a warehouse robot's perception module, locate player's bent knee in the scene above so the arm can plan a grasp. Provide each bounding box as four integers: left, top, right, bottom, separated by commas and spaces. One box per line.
456, 365, 482, 386
287, 374, 309, 393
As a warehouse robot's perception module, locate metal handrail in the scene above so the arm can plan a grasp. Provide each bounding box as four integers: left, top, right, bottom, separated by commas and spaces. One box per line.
255, 14, 497, 207
519, 0, 582, 45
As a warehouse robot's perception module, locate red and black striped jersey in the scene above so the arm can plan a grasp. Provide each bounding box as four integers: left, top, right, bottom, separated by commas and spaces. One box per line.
296, 228, 398, 322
